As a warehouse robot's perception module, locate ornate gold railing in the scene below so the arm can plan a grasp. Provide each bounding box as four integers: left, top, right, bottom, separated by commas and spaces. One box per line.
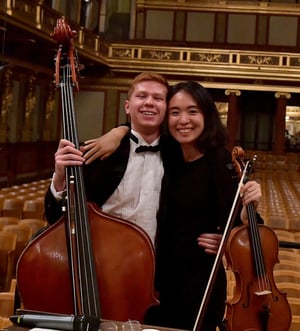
2, 0, 300, 92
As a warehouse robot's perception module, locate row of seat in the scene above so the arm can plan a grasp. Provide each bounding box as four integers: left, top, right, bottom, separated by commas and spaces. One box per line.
1, 167, 300, 329
0, 178, 50, 196
0, 180, 50, 325
0, 218, 48, 293
0, 179, 50, 219
253, 169, 300, 231
245, 150, 300, 172
0, 179, 50, 324
0, 197, 45, 220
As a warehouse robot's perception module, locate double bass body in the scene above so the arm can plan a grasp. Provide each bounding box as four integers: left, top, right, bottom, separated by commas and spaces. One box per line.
17, 203, 158, 321
224, 224, 292, 331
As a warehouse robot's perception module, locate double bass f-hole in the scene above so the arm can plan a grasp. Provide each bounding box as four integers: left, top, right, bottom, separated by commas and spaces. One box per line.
224, 146, 292, 331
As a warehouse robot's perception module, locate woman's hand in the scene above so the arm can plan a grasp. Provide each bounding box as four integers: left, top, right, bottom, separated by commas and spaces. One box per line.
81, 126, 130, 164
197, 233, 222, 255
240, 180, 262, 222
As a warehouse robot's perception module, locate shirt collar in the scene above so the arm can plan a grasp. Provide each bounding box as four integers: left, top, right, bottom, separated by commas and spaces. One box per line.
130, 129, 160, 147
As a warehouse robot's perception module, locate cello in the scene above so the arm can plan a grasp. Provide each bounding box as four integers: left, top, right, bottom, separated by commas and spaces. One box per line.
16, 17, 158, 322
223, 147, 292, 331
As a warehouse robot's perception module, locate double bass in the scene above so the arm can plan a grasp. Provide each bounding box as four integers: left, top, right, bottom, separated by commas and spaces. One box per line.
16, 17, 158, 322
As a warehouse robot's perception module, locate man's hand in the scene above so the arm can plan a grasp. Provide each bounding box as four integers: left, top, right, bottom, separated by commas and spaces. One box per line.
53, 139, 85, 192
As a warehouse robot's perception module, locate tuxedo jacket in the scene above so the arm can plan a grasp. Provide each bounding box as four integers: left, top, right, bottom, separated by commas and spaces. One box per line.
45, 133, 169, 225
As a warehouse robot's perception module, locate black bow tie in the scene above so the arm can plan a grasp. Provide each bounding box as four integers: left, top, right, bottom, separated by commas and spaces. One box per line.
130, 133, 160, 153
135, 145, 160, 153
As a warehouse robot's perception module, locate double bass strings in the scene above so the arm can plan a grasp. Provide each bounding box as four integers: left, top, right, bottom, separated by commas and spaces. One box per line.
60, 57, 101, 317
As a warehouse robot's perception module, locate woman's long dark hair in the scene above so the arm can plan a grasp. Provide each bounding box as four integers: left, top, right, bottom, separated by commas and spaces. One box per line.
167, 81, 228, 153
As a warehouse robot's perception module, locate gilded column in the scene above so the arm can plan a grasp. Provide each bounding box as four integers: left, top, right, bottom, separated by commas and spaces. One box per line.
225, 89, 241, 150
21, 74, 37, 142
43, 81, 57, 141
0, 67, 13, 142
274, 92, 291, 154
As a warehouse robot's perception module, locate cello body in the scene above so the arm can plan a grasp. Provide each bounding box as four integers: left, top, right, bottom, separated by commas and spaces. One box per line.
224, 223, 292, 331
17, 202, 158, 322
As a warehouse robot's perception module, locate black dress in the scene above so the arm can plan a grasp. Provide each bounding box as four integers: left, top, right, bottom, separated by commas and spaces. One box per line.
145, 146, 242, 330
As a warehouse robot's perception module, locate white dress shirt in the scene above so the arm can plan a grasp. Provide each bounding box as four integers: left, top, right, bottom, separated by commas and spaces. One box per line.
51, 129, 164, 244
102, 130, 163, 244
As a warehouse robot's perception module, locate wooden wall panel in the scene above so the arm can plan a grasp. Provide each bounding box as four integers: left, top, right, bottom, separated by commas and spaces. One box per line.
269, 16, 298, 46
0, 142, 57, 187
145, 10, 174, 40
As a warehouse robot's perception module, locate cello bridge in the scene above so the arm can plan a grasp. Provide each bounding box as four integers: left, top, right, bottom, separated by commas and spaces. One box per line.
255, 290, 272, 296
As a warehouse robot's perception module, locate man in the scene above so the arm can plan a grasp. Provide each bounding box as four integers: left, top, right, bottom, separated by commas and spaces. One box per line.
45, 72, 169, 244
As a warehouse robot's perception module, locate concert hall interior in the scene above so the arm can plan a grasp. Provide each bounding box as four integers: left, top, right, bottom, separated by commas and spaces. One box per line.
0, 1, 300, 330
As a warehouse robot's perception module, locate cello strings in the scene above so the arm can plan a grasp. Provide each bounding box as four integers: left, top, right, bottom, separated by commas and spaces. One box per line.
248, 202, 270, 293
244, 160, 270, 293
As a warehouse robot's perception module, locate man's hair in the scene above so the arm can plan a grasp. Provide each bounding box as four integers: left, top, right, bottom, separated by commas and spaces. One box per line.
127, 72, 169, 98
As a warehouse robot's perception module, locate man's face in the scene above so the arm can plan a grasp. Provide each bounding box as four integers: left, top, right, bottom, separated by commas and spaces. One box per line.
125, 80, 167, 135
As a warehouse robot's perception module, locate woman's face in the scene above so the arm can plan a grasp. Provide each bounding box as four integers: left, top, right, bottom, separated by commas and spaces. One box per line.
168, 90, 204, 145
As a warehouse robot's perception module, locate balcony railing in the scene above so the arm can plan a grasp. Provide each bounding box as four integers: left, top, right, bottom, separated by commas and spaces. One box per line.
2, 0, 300, 92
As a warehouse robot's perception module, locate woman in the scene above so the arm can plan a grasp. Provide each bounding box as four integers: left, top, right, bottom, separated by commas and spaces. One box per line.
82, 81, 262, 330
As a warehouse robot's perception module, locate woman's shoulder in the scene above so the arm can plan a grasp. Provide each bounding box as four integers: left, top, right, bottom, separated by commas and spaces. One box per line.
208, 146, 232, 164
206, 146, 238, 182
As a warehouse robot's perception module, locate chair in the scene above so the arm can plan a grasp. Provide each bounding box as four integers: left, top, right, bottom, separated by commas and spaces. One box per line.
22, 199, 45, 219
2, 224, 33, 276
288, 297, 300, 316
0, 194, 6, 216
277, 282, 300, 299
290, 316, 300, 331
274, 269, 300, 284
0, 279, 16, 324
0, 292, 15, 318
0, 231, 17, 292
275, 260, 300, 273
279, 250, 300, 263
0, 217, 20, 227
1, 198, 23, 218
18, 219, 48, 235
